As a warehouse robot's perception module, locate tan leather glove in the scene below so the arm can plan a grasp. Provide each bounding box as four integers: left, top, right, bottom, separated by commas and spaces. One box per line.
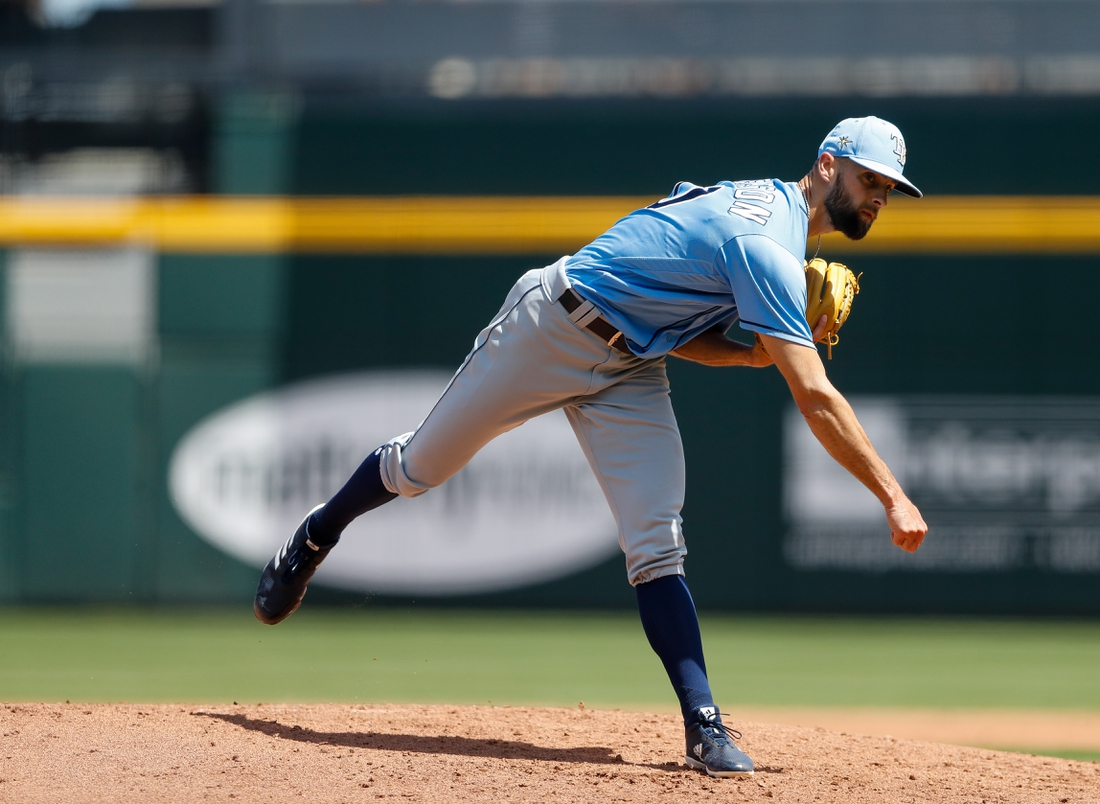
805, 258, 861, 359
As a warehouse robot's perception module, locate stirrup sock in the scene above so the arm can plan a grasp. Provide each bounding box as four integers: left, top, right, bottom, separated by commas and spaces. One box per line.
635, 574, 715, 723
308, 447, 397, 545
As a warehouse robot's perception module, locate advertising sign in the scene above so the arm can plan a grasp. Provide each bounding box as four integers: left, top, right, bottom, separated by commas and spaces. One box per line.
784, 396, 1100, 573
169, 371, 619, 595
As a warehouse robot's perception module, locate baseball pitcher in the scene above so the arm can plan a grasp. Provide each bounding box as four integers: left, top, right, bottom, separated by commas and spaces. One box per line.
254, 116, 929, 777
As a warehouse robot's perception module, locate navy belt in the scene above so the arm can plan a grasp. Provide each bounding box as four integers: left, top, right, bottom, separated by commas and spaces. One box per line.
558, 288, 633, 355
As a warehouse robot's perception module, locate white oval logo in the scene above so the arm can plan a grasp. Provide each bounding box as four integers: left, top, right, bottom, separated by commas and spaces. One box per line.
168, 370, 619, 595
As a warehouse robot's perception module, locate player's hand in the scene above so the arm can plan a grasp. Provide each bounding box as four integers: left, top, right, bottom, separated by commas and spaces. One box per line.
811, 314, 829, 343
886, 496, 928, 553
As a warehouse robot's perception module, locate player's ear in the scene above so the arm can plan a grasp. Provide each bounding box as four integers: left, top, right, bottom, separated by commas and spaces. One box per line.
817, 152, 840, 183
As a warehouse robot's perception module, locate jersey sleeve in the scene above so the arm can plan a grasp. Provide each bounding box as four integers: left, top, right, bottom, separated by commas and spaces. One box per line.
719, 234, 814, 346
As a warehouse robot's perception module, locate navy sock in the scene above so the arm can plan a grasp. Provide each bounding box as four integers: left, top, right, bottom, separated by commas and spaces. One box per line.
635, 574, 715, 724
307, 448, 397, 546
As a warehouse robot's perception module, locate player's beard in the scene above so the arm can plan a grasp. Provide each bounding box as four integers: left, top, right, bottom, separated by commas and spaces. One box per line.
823, 177, 873, 241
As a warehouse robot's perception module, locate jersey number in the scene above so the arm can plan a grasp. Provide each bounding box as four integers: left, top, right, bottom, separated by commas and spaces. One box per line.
647, 184, 722, 209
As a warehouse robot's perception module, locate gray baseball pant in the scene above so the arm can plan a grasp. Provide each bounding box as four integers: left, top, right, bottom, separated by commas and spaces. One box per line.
377, 257, 688, 585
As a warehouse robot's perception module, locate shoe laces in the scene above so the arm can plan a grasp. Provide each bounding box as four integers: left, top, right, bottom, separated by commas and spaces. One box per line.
277, 537, 317, 575
699, 712, 742, 744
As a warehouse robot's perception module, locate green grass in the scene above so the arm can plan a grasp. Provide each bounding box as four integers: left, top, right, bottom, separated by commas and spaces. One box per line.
2, 607, 1099, 714
703, 615, 1100, 710
1004, 749, 1100, 763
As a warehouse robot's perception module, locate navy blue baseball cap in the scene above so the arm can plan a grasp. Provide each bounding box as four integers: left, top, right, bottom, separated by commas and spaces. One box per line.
818, 116, 922, 198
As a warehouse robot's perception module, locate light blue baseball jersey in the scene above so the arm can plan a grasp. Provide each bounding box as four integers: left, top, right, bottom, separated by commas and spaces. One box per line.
565, 179, 814, 359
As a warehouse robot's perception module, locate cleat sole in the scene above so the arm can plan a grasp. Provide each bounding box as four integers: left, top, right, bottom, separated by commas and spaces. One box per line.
685, 755, 754, 778
254, 599, 301, 626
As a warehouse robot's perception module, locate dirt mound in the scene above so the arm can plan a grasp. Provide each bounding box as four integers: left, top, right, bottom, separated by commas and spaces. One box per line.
2, 703, 1097, 803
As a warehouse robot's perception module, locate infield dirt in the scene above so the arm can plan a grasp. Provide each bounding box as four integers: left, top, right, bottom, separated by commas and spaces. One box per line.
2, 703, 1098, 803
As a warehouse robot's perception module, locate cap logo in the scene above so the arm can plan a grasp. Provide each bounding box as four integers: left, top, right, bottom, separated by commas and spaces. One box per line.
891, 133, 907, 167
819, 117, 920, 197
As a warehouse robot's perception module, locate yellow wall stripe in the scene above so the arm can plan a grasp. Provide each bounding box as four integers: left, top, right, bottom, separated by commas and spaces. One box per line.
1, 195, 1099, 255
823, 196, 1100, 255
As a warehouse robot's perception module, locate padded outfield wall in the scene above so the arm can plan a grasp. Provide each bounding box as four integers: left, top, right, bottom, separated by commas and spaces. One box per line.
3, 96, 1100, 612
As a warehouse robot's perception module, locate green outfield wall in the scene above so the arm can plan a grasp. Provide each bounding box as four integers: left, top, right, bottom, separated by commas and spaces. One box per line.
2, 96, 1100, 612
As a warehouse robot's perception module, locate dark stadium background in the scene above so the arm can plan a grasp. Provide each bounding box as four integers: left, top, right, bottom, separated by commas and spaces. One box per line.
3, 0, 1099, 614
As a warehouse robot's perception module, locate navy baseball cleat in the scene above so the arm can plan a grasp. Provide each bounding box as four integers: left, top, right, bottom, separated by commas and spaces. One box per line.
254, 504, 333, 625
684, 707, 754, 778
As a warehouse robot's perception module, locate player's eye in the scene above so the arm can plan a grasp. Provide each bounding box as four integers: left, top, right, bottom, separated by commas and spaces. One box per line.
863, 172, 895, 193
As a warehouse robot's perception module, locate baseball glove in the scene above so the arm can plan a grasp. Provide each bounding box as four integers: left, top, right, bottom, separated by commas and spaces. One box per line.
805, 258, 861, 359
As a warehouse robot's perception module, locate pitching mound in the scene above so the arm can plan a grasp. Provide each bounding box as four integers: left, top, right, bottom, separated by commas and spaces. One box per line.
2, 703, 1097, 803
